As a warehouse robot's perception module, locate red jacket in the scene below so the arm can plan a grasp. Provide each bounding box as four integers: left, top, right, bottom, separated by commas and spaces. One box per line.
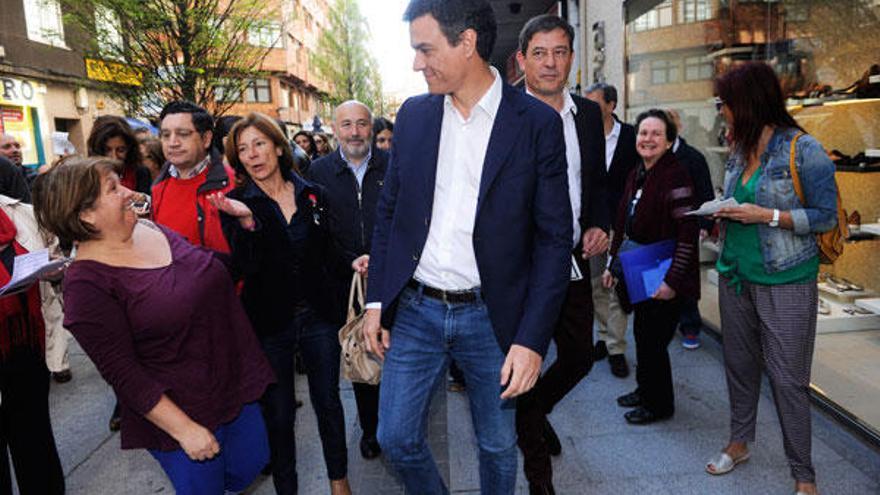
151, 152, 235, 253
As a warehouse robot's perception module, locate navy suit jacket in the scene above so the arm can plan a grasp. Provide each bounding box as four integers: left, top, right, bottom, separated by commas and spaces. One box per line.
367, 82, 573, 356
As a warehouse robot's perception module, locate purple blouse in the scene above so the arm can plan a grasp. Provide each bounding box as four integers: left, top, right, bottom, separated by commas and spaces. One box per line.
63, 226, 274, 451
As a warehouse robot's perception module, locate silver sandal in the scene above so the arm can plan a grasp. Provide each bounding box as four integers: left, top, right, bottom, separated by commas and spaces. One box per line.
705, 451, 750, 475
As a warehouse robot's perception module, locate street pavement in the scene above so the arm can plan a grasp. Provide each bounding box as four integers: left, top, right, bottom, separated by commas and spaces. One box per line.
38, 325, 880, 494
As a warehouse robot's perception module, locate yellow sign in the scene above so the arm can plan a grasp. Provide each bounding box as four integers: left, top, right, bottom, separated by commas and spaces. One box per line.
85, 58, 143, 86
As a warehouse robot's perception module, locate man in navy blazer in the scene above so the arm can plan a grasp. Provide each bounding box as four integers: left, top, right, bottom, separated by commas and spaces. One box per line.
362, 1, 572, 493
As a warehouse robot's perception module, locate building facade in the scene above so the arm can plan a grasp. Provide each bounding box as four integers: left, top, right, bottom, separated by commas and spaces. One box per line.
0, 0, 123, 167
224, 0, 333, 132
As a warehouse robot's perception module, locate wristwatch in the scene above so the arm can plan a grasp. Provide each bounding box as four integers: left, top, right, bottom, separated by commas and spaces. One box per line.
768, 208, 780, 228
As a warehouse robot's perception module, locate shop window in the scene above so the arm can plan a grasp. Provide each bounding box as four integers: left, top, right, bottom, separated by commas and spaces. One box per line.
245, 79, 272, 103
248, 22, 282, 48
678, 0, 714, 23
651, 59, 680, 84
23, 0, 67, 48
684, 55, 713, 81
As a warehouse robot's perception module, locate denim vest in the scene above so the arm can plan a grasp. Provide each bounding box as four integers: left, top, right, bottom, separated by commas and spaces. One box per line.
719, 127, 838, 273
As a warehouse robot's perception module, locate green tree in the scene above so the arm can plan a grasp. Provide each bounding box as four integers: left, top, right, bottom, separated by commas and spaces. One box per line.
61, 0, 281, 117
312, 0, 383, 111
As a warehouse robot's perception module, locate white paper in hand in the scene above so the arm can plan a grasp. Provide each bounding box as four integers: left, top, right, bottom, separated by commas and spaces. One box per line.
686, 198, 740, 216
0, 249, 68, 296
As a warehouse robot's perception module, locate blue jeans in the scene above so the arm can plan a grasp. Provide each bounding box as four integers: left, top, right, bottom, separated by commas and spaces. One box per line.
259, 306, 347, 495
149, 403, 268, 495
378, 286, 517, 495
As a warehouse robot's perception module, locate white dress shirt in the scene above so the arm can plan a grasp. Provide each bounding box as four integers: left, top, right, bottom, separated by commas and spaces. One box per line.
527, 89, 581, 246
413, 67, 504, 290
604, 120, 621, 172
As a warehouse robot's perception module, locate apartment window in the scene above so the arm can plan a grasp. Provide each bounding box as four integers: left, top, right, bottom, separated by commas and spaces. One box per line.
23, 0, 67, 48
633, 1, 673, 32
248, 22, 281, 48
679, 0, 713, 23
245, 79, 271, 103
684, 55, 713, 81
215, 80, 243, 102
651, 59, 680, 84
95, 6, 124, 58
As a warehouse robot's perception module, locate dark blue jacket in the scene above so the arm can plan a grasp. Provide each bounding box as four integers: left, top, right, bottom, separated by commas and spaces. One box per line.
367, 83, 573, 356
308, 147, 389, 323
220, 172, 346, 335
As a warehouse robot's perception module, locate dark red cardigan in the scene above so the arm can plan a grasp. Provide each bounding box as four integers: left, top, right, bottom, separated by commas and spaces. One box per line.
609, 150, 700, 300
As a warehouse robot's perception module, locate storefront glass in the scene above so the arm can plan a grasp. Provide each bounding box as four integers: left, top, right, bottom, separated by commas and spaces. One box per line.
0, 76, 46, 167
624, 0, 880, 434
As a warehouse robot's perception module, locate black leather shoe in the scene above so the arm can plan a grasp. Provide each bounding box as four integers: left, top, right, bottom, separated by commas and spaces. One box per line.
609, 354, 629, 378
594, 340, 608, 361
624, 406, 672, 425
528, 480, 556, 495
51, 369, 72, 383
543, 418, 561, 456
359, 435, 381, 459
616, 390, 641, 408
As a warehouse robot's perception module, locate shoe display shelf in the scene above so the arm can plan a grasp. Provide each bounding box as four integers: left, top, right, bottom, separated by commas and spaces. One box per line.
817, 296, 880, 334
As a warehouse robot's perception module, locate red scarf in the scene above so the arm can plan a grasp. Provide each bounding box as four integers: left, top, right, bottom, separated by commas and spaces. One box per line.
0, 208, 46, 361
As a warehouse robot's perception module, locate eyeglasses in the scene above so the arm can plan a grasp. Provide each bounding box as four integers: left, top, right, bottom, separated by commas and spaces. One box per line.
714, 97, 724, 112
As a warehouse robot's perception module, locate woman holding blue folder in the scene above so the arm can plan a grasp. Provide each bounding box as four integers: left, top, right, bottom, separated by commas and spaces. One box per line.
602, 109, 699, 425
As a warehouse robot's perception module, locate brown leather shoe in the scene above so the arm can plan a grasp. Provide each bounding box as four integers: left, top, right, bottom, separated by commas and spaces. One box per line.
330, 478, 352, 495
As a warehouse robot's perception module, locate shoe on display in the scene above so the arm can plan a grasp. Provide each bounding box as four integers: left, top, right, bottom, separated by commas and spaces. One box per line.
608, 353, 629, 378
594, 340, 609, 361
542, 418, 562, 456
682, 334, 701, 350
818, 298, 831, 315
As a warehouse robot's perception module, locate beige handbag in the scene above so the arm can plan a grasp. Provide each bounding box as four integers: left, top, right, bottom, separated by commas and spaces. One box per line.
338, 272, 382, 385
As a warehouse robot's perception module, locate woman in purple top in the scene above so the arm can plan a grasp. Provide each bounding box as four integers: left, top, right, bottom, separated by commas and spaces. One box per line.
31, 156, 275, 495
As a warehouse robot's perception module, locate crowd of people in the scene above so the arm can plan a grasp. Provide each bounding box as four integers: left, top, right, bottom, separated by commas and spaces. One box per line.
0, 1, 839, 494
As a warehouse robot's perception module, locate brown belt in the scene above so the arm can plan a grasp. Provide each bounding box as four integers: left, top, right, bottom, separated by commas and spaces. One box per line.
407, 279, 479, 304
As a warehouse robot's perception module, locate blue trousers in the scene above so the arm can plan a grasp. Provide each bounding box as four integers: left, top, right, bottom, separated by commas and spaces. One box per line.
378, 286, 517, 495
149, 402, 268, 495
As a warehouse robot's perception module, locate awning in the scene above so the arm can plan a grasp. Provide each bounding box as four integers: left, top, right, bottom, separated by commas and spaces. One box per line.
125, 117, 158, 135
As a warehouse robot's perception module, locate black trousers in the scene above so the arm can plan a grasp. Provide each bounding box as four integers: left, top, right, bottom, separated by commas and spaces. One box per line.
515, 255, 594, 484
352, 382, 379, 438
0, 349, 65, 495
634, 298, 682, 416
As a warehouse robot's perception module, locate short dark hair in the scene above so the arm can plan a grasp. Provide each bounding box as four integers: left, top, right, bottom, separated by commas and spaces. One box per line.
226, 112, 297, 177
518, 14, 574, 54
635, 109, 677, 143
404, 0, 497, 62
159, 100, 214, 135
585, 82, 618, 104
86, 115, 143, 172
714, 62, 802, 160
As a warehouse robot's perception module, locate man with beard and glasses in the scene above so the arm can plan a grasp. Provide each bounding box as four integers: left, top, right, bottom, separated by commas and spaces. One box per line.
307, 100, 388, 461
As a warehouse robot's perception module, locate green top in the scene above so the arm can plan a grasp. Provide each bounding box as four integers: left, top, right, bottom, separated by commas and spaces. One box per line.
716, 167, 818, 292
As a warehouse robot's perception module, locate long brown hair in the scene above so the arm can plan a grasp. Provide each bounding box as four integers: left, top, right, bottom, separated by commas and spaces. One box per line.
225, 113, 297, 179
86, 115, 144, 171
714, 62, 803, 160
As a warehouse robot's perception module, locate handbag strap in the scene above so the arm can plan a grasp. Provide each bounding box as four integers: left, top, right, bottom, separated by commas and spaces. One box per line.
788, 132, 806, 205
347, 271, 365, 314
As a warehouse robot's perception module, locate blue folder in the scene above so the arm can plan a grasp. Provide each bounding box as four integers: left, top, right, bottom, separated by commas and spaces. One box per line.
618, 239, 676, 304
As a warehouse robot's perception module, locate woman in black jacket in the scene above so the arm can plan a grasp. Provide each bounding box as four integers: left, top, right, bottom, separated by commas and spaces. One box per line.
208, 112, 351, 495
